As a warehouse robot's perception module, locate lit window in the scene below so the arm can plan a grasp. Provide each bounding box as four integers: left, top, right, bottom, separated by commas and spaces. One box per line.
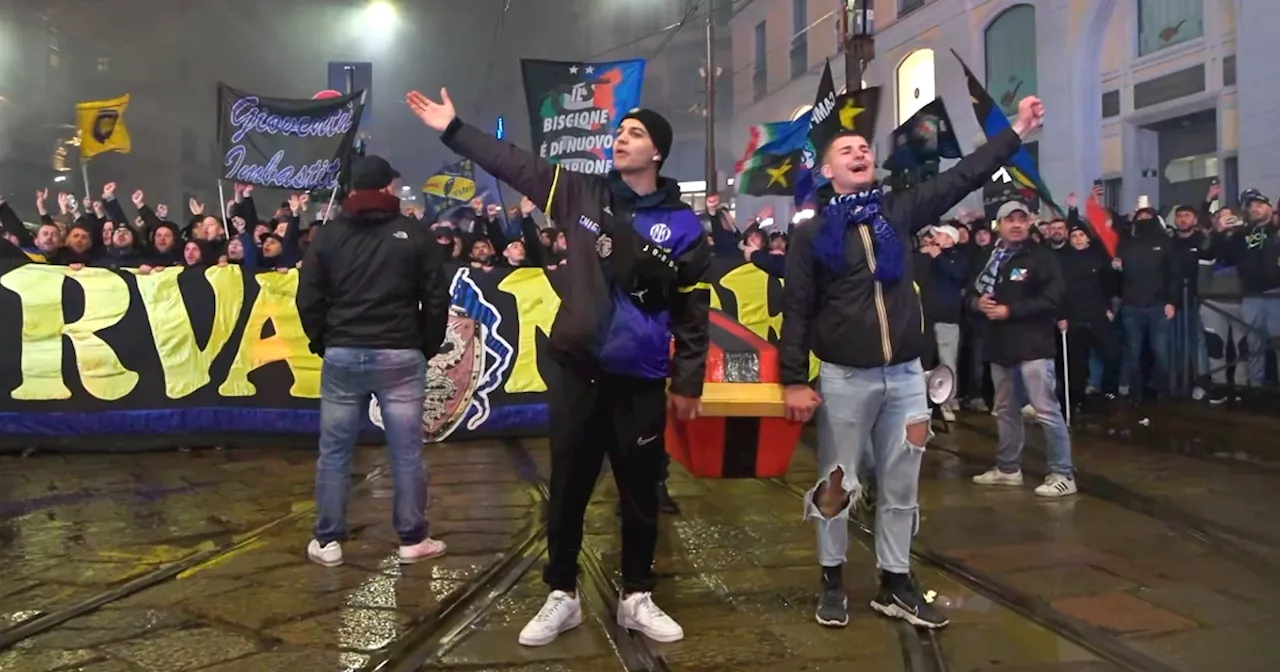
96, 57, 109, 73
895, 49, 935, 125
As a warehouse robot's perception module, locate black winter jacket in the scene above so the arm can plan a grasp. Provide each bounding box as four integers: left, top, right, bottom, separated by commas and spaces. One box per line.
922, 248, 969, 324
969, 241, 1064, 365
1116, 219, 1178, 307
1056, 245, 1116, 323
296, 190, 452, 357
779, 127, 1023, 384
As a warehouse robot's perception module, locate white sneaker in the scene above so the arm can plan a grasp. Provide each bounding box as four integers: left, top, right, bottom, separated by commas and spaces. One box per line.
399, 538, 447, 564
940, 407, 956, 422
972, 469, 1024, 487
1021, 404, 1037, 419
518, 590, 582, 646
307, 540, 343, 567
617, 592, 684, 642
1034, 474, 1078, 498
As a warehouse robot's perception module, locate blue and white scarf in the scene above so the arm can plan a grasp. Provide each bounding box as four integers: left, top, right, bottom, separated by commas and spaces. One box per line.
973, 244, 1016, 297
813, 187, 905, 283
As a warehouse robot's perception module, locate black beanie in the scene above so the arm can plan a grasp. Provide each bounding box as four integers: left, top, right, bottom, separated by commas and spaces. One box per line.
620, 108, 673, 167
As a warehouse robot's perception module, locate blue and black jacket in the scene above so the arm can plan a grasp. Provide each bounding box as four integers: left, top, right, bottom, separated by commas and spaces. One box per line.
441, 118, 711, 397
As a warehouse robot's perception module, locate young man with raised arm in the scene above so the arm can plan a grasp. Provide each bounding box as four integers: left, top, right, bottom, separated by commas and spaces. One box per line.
780, 96, 1045, 629
407, 89, 711, 646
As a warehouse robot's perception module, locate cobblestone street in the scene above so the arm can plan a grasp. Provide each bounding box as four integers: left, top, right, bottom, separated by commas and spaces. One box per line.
2, 402, 1279, 671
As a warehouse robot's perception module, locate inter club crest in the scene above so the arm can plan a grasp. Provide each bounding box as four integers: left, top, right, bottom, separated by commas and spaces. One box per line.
368, 268, 514, 442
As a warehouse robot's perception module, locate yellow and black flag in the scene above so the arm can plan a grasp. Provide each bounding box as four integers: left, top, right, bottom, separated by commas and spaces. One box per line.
807, 87, 881, 163
737, 149, 804, 197
76, 94, 132, 160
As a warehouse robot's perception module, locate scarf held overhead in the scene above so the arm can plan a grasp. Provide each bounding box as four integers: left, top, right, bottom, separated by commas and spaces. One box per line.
814, 187, 904, 283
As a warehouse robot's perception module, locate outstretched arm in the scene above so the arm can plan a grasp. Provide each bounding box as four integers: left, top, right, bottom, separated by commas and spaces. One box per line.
409, 89, 597, 241
903, 96, 1046, 233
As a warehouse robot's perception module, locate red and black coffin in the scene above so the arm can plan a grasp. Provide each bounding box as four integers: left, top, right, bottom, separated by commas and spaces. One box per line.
665, 310, 803, 479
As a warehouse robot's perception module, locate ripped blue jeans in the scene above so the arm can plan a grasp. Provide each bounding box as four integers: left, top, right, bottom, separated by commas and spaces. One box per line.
806, 359, 930, 574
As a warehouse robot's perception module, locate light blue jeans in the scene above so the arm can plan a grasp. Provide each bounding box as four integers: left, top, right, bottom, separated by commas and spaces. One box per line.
1240, 290, 1280, 385
991, 359, 1073, 477
314, 347, 429, 546
807, 359, 931, 574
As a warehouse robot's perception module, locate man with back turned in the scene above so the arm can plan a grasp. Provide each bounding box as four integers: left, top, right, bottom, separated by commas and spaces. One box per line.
296, 155, 453, 568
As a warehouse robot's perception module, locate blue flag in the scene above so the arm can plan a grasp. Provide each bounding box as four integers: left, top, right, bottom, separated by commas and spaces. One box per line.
520, 58, 647, 174
952, 49, 1059, 214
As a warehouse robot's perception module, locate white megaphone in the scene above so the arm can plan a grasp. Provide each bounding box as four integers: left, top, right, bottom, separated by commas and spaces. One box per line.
924, 365, 955, 406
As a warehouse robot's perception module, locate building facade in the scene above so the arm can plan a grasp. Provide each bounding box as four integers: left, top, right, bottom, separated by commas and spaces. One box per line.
730, 0, 1270, 219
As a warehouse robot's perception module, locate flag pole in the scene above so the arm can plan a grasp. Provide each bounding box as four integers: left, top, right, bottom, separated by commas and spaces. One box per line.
217, 180, 228, 224
321, 187, 339, 226
80, 158, 91, 201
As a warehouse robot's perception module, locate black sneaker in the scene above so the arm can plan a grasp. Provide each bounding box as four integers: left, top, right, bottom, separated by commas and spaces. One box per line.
1208, 390, 1228, 406
870, 572, 948, 629
815, 566, 848, 627
657, 481, 680, 515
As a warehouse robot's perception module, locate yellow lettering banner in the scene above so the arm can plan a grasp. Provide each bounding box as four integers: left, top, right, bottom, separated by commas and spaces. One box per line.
0, 258, 811, 445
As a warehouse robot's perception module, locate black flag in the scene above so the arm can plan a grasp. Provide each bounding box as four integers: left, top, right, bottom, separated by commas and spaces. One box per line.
216, 84, 365, 191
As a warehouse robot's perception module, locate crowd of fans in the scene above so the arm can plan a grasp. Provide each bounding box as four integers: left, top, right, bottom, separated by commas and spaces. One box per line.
700, 181, 1280, 412
0, 183, 307, 272
4, 175, 1277, 414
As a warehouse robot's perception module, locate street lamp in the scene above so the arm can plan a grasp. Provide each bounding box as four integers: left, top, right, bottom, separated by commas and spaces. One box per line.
840, 0, 874, 91
365, 1, 397, 25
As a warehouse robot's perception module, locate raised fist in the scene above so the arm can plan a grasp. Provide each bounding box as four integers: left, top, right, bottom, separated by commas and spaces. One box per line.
1013, 96, 1045, 137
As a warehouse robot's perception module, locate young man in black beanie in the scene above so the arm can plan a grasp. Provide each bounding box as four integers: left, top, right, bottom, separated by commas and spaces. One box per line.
407, 89, 710, 646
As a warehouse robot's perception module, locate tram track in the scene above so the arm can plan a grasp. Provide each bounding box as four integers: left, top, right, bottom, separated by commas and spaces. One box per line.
363, 438, 668, 672
764, 476, 1176, 672
947, 418, 1280, 571
0, 462, 393, 652
763, 479, 951, 672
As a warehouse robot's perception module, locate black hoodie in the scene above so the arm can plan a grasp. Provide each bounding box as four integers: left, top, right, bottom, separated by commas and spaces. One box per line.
1116, 217, 1178, 307
1056, 228, 1117, 324
296, 189, 452, 357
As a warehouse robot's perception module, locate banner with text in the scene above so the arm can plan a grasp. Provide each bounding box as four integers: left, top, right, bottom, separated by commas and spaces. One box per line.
520, 58, 646, 175
0, 258, 791, 448
217, 83, 365, 191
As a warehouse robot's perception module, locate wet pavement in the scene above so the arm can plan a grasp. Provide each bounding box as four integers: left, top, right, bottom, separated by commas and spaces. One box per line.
2, 404, 1279, 671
